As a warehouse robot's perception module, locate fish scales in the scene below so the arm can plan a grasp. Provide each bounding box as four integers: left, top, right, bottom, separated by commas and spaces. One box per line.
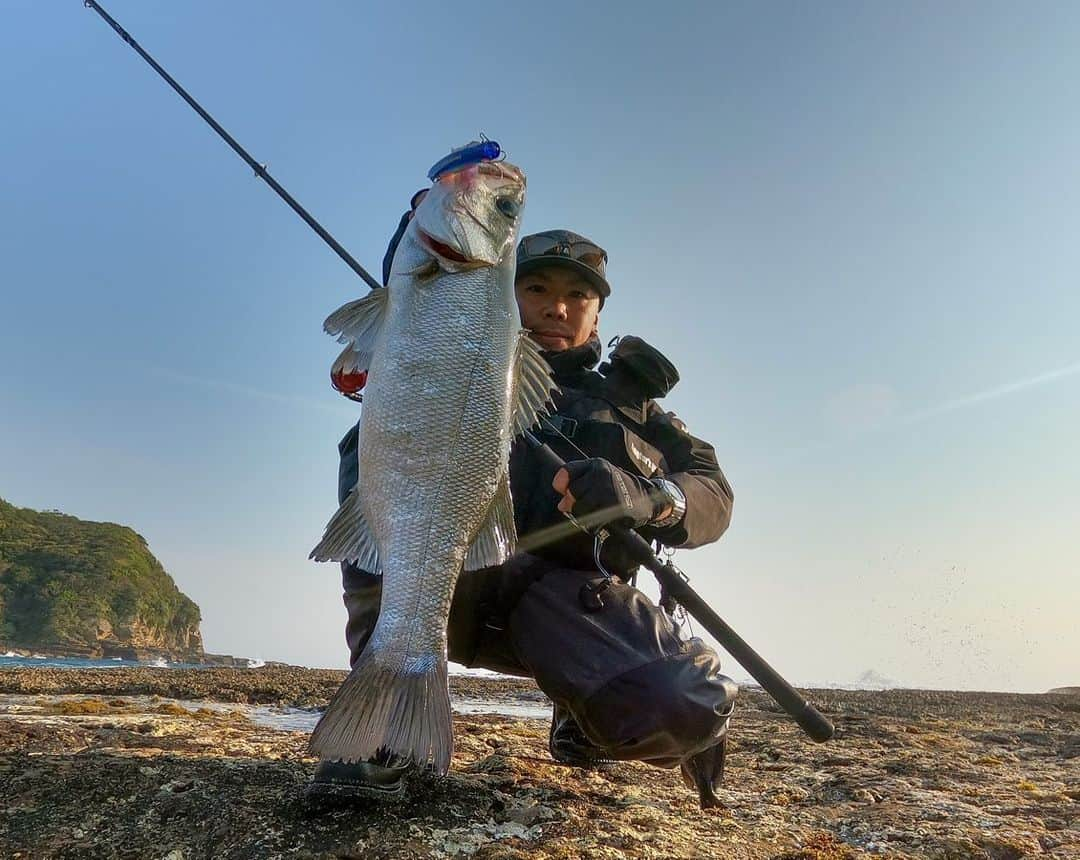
362, 264, 516, 661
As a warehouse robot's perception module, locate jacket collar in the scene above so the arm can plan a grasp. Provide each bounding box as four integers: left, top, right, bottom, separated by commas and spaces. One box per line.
541, 336, 602, 383
542, 337, 650, 426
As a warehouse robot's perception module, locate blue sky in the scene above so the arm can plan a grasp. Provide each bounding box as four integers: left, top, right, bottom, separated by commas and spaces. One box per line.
2, 2, 1076, 691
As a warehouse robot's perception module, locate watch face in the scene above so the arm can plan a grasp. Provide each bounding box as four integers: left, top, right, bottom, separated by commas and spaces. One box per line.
660, 479, 686, 503
651, 479, 687, 528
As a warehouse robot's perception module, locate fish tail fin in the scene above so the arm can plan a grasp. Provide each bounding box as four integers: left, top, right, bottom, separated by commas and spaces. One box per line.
308, 647, 452, 775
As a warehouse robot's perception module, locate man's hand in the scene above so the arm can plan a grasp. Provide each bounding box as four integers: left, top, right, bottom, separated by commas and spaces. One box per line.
552, 458, 670, 529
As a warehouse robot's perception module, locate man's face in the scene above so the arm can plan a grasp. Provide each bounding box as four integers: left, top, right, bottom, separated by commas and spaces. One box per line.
515, 265, 601, 352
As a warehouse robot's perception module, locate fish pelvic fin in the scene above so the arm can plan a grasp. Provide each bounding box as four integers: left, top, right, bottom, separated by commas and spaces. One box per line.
464, 471, 516, 571
308, 649, 453, 775
324, 287, 390, 375
309, 489, 380, 572
512, 331, 558, 437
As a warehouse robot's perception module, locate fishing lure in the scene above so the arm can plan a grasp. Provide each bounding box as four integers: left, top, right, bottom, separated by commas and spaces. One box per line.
427, 138, 502, 181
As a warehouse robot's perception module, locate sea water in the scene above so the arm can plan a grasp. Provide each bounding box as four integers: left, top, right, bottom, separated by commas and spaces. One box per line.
0, 654, 226, 670
246, 697, 551, 731
0, 655, 549, 722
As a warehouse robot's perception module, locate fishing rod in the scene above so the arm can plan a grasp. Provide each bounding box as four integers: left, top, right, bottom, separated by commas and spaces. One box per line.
83, 0, 382, 291
522, 429, 836, 745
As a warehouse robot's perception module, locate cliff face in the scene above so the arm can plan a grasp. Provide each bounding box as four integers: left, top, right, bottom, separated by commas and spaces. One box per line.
0, 498, 203, 660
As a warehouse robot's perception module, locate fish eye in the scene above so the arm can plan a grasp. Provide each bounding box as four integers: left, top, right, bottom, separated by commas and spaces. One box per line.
495, 196, 521, 219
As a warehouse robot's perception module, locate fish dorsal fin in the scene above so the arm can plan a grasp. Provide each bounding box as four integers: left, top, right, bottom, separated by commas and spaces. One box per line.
512, 332, 558, 437
464, 472, 516, 571
324, 288, 390, 374
309, 487, 381, 573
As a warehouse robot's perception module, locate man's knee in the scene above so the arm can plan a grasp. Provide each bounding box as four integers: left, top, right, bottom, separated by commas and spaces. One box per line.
574, 641, 737, 762
506, 567, 737, 762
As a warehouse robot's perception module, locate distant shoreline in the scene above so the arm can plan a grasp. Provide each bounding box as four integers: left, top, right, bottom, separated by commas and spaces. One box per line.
0, 642, 262, 668
0, 665, 546, 710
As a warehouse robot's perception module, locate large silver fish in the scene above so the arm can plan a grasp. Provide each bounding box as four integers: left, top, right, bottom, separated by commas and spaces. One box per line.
308, 160, 553, 773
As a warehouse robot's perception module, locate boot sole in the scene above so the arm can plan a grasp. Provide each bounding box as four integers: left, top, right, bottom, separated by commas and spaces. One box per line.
303, 778, 407, 802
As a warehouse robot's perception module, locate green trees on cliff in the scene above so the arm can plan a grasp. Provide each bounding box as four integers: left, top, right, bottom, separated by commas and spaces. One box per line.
0, 498, 201, 652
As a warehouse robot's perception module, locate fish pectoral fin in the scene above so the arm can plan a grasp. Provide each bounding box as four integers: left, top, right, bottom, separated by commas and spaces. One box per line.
323, 287, 390, 372
512, 331, 559, 436
309, 488, 381, 572
464, 474, 517, 571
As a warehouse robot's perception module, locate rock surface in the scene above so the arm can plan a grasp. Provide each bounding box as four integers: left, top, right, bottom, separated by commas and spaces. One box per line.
0, 667, 1076, 859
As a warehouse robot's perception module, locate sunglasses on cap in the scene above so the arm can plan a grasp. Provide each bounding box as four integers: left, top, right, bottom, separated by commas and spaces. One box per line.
518, 235, 608, 274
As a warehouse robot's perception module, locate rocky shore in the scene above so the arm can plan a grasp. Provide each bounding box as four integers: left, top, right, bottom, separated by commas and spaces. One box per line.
0, 667, 1075, 858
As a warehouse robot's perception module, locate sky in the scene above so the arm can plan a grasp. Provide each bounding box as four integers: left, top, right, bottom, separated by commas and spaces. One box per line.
1, 1, 1077, 693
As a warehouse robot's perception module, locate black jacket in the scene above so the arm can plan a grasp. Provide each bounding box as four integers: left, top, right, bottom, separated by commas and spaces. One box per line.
510, 337, 733, 574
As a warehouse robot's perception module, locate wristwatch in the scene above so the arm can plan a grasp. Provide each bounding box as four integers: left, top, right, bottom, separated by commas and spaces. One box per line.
649, 478, 687, 529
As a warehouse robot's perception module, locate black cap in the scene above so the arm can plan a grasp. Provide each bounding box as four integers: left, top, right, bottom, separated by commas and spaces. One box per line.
516, 229, 611, 300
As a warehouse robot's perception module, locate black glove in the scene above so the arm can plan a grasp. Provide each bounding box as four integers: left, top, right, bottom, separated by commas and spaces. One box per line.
558, 458, 662, 529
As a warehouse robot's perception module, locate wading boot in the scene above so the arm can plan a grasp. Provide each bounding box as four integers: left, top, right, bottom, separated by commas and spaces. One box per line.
680, 735, 727, 809
306, 753, 413, 800
548, 703, 616, 771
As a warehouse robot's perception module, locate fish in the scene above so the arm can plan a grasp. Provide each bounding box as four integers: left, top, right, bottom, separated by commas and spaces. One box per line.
308, 159, 554, 774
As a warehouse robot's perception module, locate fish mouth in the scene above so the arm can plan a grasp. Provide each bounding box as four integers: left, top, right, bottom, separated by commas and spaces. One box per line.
417, 228, 472, 265
477, 160, 526, 187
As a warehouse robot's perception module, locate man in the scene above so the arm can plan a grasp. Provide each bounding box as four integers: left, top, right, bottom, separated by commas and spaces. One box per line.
312, 213, 738, 808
